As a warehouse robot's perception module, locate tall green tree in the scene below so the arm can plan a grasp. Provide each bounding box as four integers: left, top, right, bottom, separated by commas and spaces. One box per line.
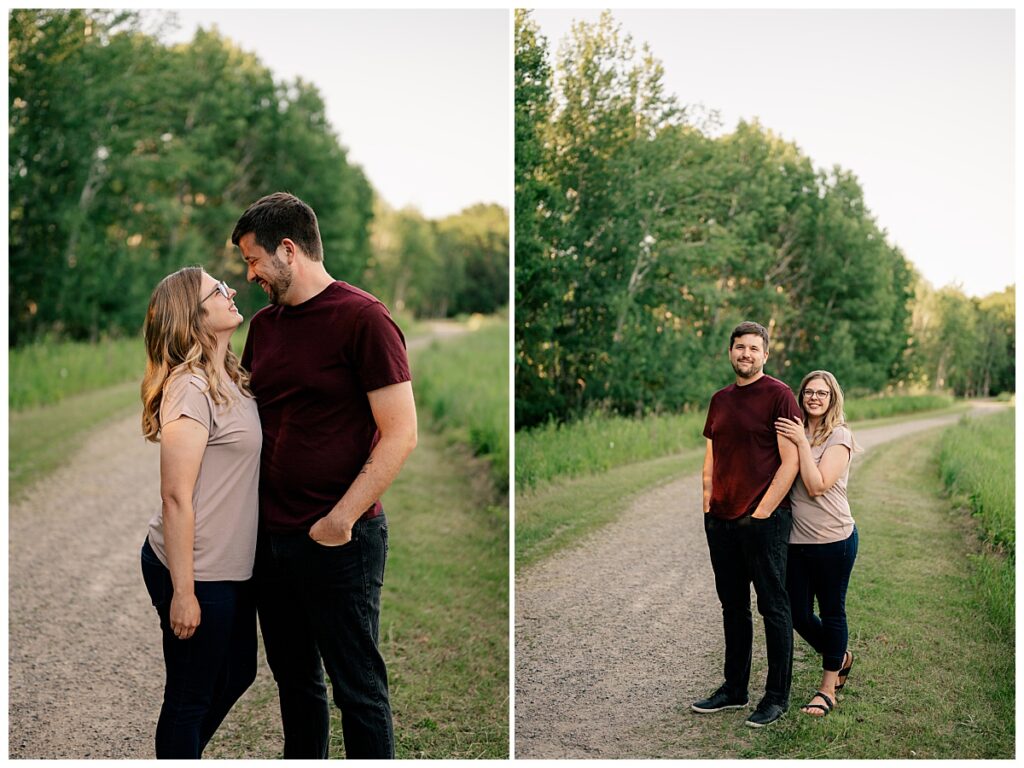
9, 10, 373, 343
514, 10, 923, 428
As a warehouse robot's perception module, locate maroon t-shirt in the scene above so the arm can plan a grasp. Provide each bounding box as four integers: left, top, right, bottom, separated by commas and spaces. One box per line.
702, 374, 801, 520
241, 281, 411, 534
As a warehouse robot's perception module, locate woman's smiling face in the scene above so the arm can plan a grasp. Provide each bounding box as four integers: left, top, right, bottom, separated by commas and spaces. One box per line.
802, 377, 832, 419
199, 272, 242, 333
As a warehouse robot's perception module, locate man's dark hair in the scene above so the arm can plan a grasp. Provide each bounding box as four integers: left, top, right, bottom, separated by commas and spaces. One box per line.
729, 321, 770, 350
231, 192, 324, 262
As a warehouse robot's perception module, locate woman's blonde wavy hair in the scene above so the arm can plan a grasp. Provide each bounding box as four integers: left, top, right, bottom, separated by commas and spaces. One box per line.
141, 266, 252, 442
798, 369, 860, 451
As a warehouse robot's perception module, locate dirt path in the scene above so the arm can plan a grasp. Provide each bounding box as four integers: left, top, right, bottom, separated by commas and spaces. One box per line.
8, 321, 470, 759
513, 402, 1006, 759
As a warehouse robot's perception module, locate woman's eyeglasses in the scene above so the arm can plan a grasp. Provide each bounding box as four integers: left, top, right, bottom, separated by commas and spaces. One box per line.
201, 281, 230, 303
803, 389, 831, 400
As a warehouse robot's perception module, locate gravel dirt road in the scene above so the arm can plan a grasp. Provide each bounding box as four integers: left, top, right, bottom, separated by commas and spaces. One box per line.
8, 323, 466, 759
514, 402, 1006, 759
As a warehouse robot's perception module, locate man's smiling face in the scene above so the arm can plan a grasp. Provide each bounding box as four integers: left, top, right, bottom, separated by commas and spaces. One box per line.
238, 232, 294, 305
729, 333, 768, 381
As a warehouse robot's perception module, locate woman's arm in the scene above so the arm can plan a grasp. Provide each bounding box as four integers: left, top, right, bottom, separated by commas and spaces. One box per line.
775, 419, 851, 497
159, 416, 208, 640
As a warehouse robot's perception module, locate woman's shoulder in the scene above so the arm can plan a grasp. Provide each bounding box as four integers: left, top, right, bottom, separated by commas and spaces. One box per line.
827, 424, 855, 448
164, 366, 210, 396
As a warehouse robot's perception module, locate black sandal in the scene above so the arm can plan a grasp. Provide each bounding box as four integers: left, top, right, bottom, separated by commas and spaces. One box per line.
835, 651, 854, 692
801, 690, 834, 717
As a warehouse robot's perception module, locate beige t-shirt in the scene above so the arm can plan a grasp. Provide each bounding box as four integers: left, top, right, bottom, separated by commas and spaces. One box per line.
789, 425, 856, 545
147, 370, 261, 581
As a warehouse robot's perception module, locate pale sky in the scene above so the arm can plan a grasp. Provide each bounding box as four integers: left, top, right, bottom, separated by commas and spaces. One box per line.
159, 9, 510, 220
531, 9, 1015, 298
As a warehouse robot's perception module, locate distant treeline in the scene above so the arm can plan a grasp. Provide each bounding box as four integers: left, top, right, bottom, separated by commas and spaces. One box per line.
9, 9, 508, 346
366, 202, 508, 320
514, 11, 1013, 429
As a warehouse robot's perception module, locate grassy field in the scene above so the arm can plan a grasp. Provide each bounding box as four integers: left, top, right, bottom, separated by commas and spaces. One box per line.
844, 392, 955, 421
10, 335, 145, 410
9, 381, 141, 499
516, 411, 705, 491
937, 410, 1014, 639
516, 394, 960, 492
651, 425, 1013, 758
411, 317, 509, 494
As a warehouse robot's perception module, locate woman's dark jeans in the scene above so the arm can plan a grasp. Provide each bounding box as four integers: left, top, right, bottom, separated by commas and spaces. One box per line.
787, 526, 858, 672
704, 507, 793, 708
254, 513, 393, 759
141, 537, 257, 758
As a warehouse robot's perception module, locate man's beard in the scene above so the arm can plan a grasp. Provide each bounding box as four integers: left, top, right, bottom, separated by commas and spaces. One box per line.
263, 258, 294, 305
731, 359, 762, 380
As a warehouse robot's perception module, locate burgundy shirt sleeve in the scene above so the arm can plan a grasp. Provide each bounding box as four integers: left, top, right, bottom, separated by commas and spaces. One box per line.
774, 385, 802, 424
702, 394, 717, 440
351, 301, 412, 392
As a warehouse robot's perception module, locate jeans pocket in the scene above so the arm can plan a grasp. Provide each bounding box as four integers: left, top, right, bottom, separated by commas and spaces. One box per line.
141, 554, 171, 609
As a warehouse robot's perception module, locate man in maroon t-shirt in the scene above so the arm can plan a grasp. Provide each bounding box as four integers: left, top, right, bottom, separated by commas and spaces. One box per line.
234, 193, 417, 759
691, 321, 800, 728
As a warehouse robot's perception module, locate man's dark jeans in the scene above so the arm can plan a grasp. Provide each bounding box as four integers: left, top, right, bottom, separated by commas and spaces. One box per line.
787, 526, 858, 671
140, 537, 257, 758
704, 507, 793, 708
255, 513, 394, 759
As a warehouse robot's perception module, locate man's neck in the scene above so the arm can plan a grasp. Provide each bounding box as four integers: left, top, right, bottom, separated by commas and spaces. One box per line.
735, 371, 766, 387
283, 267, 335, 306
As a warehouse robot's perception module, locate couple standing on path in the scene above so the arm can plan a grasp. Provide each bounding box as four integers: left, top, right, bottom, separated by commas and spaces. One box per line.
693, 321, 858, 727
140, 193, 418, 758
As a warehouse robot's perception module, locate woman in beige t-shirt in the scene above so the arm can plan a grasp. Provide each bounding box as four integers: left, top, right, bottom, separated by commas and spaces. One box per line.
139, 267, 261, 758
776, 370, 859, 720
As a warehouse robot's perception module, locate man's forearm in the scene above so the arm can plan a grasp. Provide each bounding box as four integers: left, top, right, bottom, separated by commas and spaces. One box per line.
325, 433, 417, 531
753, 462, 798, 517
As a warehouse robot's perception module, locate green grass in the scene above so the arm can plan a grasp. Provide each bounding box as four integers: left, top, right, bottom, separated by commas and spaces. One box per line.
516, 394, 961, 492
844, 392, 955, 421
937, 409, 1015, 639
516, 411, 705, 491
10, 335, 145, 410
9, 381, 141, 498
652, 426, 1013, 758
411, 318, 509, 494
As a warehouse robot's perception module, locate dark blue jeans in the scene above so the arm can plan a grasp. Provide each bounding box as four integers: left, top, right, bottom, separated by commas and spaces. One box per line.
255, 513, 393, 759
140, 537, 257, 759
787, 526, 858, 671
704, 507, 793, 708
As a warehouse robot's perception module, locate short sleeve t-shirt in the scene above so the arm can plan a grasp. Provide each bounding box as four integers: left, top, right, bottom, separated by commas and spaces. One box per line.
241, 281, 411, 534
789, 425, 856, 544
147, 370, 262, 580
702, 374, 802, 520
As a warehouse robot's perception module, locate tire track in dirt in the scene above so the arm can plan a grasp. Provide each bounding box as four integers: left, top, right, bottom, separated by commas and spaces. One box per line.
514, 402, 1005, 759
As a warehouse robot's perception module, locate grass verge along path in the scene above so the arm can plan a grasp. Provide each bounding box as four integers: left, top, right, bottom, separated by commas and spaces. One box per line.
516, 449, 702, 569
10, 381, 140, 499
937, 410, 1014, 640
657, 426, 1013, 758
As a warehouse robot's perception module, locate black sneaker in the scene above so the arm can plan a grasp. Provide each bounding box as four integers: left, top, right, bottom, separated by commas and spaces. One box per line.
691, 685, 748, 713
745, 701, 786, 728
